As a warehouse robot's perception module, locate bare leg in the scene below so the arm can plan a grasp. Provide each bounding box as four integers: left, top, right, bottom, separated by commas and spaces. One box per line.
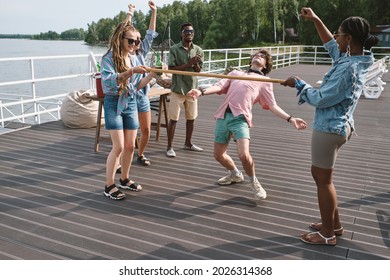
167, 119, 177, 150
184, 119, 194, 147
214, 142, 237, 171
120, 129, 137, 180
236, 138, 254, 177
106, 130, 124, 186
311, 165, 340, 238
137, 111, 151, 157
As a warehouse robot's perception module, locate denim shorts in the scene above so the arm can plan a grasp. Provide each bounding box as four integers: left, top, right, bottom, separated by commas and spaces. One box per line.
214, 112, 250, 144
136, 93, 150, 113
104, 95, 139, 130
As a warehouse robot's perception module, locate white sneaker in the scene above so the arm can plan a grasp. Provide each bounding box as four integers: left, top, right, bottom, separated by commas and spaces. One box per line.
166, 148, 176, 157
217, 172, 244, 185
183, 144, 203, 151
249, 179, 267, 200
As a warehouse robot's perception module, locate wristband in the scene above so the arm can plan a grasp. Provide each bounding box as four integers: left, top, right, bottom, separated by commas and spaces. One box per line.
198, 88, 205, 96
287, 115, 292, 123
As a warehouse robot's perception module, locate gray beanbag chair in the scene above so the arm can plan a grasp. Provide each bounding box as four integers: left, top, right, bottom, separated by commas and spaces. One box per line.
61, 89, 103, 128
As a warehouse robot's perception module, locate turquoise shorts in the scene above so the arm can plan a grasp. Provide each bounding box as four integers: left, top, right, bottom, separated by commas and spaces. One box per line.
214, 112, 250, 144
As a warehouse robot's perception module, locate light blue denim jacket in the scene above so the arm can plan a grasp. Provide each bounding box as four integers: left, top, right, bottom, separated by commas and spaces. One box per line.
101, 51, 135, 115
135, 29, 158, 96
101, 51, 134, 97
297, 39, 374, 136
101, 30, 158, 97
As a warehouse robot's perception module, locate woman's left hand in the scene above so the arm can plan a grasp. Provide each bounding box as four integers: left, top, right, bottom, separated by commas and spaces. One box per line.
281, 76, 299, 88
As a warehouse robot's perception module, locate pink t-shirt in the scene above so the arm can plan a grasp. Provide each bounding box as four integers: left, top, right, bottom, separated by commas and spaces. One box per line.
213, 70, 276, 127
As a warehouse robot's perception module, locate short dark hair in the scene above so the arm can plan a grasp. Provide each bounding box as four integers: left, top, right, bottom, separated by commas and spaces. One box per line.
180, 22, 193, 31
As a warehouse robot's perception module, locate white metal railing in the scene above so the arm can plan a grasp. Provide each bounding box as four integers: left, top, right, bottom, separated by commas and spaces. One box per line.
1, 45, 389, 129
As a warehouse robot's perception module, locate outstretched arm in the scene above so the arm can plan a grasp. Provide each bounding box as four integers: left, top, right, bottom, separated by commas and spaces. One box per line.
268, 104, 307, 130
300, 7, 333, 44
187, 85, 222, 100
137, 71, 156, 90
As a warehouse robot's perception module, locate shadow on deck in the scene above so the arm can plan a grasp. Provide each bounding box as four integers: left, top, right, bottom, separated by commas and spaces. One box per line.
0, 64, 389, 260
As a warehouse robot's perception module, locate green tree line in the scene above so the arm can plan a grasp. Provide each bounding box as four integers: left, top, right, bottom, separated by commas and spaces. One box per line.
3, 0, 389, 46
32, 28, 86, 40
84, 0, 390, 48
1, 29, 86, 40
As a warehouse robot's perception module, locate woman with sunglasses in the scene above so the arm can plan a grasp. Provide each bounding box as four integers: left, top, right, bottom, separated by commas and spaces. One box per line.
282, 8, 379, 245
125, 1, 158, 166
100, 20, 155, 200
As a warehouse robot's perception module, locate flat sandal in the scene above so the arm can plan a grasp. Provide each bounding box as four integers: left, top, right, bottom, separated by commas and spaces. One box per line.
118, 178, 142, 192
309, 222, 344, 236
103, 184, 126, 200
300, 232, 336, 246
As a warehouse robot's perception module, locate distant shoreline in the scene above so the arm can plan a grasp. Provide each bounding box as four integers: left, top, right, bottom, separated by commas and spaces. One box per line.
0, 34, 33, 39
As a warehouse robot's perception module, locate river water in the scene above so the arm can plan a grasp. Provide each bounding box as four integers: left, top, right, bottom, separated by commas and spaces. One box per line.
0, 38, 108, 58
0, 39, 109, 99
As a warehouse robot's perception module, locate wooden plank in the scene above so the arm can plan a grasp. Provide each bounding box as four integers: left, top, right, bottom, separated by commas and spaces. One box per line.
0, 64, 389, 260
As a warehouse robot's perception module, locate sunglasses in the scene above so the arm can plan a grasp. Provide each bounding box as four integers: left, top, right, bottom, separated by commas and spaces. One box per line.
333, 32, 348, 38
123, 37, 141, 46
181, 29, 194, 34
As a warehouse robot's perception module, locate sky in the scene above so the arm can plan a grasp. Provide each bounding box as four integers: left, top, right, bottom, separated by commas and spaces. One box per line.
0, 0, 191, 34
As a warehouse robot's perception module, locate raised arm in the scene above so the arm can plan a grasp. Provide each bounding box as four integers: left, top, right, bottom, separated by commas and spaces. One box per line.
125, 3, 136, 23
300, 7, 333, 44
148, 1, 157, 31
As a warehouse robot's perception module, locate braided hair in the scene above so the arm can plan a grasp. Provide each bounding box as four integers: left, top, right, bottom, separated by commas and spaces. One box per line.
104, 21, 139, 94
340, 17, 379, 50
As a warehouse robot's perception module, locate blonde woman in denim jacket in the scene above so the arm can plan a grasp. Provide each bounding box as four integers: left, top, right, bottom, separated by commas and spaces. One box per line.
126, 2, 158, 166
282, 7, 379, 245
101, 21, 154, 200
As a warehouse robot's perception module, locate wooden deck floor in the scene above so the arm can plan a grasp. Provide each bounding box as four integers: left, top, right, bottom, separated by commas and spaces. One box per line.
0, 64, 389, 260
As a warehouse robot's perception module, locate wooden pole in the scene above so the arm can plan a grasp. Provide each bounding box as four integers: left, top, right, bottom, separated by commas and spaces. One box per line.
145, 67, 286, 84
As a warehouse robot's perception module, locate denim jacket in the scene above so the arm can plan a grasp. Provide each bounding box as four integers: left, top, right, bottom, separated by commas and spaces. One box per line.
135, 29, 158, 96
101, 51, 137, 115
297, 39, 374, 136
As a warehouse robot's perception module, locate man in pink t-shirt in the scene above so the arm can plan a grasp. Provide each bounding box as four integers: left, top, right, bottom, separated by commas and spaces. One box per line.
187, 49, 307, 200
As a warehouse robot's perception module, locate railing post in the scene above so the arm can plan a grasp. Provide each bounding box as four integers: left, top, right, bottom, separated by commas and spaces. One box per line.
225, 49, 228, 70
238, 49, 242, 69
208, 50, 211, 73
0, 100, 4, 127
29, 58, 39, 124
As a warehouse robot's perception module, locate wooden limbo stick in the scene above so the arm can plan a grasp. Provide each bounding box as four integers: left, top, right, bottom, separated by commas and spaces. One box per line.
145, 67, 286, 84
